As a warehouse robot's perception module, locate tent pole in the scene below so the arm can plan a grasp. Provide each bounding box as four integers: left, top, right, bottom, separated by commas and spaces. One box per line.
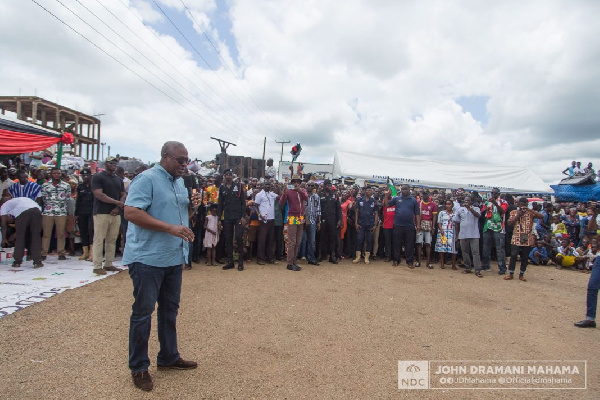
57, 142, 63, 168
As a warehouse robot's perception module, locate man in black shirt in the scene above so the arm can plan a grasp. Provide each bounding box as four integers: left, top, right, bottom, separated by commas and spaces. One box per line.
75, 168, 94, 261
217, 169, 247, 271
319, 179, 342, 264
91, 156, 126, 275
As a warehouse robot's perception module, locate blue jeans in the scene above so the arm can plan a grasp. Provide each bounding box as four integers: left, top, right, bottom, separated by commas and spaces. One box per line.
305, 223, 317, 262
129, 262, 182, 373
298, 228, 307, 259
482, 230, 506, 273
586, 257, 600, 319
356, 225, 374, 253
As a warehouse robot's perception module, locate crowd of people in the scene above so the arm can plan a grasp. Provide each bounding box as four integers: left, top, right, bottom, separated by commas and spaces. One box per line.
1, 153, 599, 279
1, 143, 599, 392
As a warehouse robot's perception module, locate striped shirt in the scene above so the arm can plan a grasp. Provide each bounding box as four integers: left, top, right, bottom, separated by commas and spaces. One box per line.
8, 181, 41, 200
306, 192, 321, 225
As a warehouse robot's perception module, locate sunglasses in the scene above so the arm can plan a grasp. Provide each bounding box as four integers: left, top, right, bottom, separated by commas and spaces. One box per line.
165, 154, 191, 165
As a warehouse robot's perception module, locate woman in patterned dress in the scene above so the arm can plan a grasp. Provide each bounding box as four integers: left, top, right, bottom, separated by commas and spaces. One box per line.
435, 200, 457, 269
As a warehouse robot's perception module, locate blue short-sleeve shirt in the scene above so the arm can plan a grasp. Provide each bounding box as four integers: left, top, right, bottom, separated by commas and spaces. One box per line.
122, 165, 190, 267
388, 195, 420, 227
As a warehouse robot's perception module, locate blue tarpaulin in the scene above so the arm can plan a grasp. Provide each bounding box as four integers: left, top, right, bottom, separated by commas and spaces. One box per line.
551, 183, 600, 202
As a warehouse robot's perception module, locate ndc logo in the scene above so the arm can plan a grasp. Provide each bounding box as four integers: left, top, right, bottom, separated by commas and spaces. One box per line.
398, 361, 429, 390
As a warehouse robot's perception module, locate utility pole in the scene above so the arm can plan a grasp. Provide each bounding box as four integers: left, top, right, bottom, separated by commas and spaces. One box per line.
210, 137, 237, 153
262, 137, 266, 162
275, 140, 290, 162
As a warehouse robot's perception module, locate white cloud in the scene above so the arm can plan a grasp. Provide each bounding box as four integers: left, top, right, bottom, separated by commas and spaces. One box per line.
1, 0, 598, 185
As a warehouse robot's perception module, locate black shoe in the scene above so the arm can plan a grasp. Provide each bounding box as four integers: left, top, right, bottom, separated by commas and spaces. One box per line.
287, 264, 301, 271
574, 320, 596, 328
157, 357, 198, 370
12, 261, 22, 268
308, 260, 320, 265
41, 255, 47, 261
238, 263, 244, 271
256, 260, 266, 265
222, 263, 234, 270
329, 257, 338, 264
132, 371, 153, 391
58, 255, 67, 261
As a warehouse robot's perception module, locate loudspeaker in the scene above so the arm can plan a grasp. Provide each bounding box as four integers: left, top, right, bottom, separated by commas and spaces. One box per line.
228, 155, 244, 167
244, 157, 252, 179
251, 168, 264, 179
215, 152, 227, 165
231, 165, 244, 178
252, 158, 264, 170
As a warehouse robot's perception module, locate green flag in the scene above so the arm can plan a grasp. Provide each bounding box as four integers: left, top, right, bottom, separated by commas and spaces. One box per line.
387, 177, 397, 197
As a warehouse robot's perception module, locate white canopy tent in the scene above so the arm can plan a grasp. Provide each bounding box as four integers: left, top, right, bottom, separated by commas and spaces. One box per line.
332, 151, 552, 194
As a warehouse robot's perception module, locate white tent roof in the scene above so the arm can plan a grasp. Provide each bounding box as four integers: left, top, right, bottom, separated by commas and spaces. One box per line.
332, 151, 552, 194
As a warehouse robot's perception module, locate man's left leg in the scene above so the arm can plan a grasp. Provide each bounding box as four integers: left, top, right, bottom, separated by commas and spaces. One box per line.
575, 257, 600, 327
494, 231, 506, 274
104, 215, 121, 270
156, 264, 193, 368
481, 230, 493, 270
405, 226, 417, 266
518, 246, 531, 281
55, 216, 67, 258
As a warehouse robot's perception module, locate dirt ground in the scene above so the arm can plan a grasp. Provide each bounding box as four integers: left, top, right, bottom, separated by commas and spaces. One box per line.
0, 258, 598, 399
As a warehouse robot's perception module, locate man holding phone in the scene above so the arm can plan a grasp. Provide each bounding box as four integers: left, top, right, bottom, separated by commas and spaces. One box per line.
279, 175, 307, 271
505, 197, 544, 281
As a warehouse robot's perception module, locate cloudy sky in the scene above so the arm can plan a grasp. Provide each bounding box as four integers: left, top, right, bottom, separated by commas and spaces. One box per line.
1, 0, 599, 184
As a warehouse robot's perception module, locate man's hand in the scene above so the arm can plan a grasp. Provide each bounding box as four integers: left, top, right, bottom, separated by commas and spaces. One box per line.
1, 238, 9, 247
110, 207, 120, 216
190, 192, 201, 208
356, 224, 361, 232
317, 222, 321, 231
336, 220, 342, 229
116, 201, 125, 209
166, 225, 195, 242
416, 225, 421, 233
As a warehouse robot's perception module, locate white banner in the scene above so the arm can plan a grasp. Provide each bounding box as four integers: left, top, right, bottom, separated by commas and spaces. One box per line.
0, 255, 125, 318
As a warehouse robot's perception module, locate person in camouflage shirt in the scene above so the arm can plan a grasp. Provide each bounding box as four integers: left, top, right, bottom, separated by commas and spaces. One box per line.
40, 167, 71, 260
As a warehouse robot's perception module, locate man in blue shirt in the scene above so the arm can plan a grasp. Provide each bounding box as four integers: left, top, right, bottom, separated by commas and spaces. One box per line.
123, 141, 201, 392
353, 186, 378, 264
384, 184, 420, 268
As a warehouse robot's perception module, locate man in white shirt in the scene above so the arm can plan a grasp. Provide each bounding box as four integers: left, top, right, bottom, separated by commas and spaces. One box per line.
254, 181, 278, 265
1, 196, 43, 268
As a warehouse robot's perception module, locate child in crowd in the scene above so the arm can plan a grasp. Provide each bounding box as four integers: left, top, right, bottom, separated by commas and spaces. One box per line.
556, 236, 584, 269
551, 215, 567, 237
203, 204, 220, 266
584, 242, 598, 272
529, 239, 549, 265
542, 234, 560, 265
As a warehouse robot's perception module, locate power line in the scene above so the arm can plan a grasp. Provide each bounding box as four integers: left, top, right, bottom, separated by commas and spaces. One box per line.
46, 0, 271, 148
179, 0, 286, 140
75, 0, 261, 142
152, 0, 284, 142
113, 0, 271, 144
30, 0, 224, 134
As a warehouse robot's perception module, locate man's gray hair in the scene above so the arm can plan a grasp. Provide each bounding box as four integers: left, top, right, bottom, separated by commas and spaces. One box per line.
161, 141, 185, 156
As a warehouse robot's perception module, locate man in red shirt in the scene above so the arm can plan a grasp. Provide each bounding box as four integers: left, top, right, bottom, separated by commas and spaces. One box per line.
416, 189, 438, 268
382, 203, 396, 262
